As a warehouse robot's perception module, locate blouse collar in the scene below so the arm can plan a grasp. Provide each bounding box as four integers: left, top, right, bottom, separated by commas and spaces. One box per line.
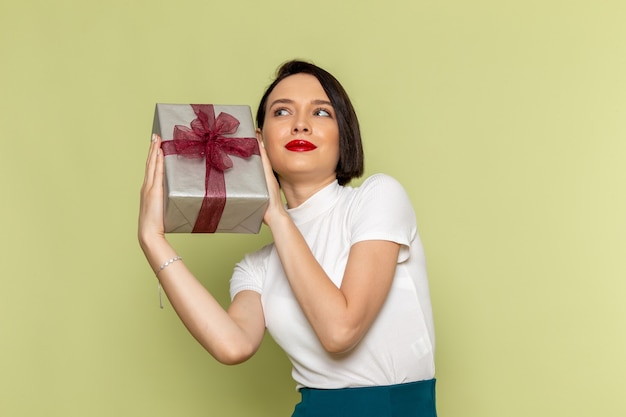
287, 180, 342, 225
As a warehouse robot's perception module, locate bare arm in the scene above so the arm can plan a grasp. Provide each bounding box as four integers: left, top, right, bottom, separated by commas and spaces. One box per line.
271, 214, 399, 354
258, 142, 400, 354
138, 135, 265, 364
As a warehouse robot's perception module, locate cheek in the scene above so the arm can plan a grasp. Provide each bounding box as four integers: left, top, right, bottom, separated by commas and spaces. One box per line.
262, 122, 287, 143
262, 139, 284, 166
329, 133, 341, 160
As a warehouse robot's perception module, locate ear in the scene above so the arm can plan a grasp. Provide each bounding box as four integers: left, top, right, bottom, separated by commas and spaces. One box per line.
256, 128, 264, 147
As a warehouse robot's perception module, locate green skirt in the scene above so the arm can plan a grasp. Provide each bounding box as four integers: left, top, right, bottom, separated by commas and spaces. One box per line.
291, 379, 437, 417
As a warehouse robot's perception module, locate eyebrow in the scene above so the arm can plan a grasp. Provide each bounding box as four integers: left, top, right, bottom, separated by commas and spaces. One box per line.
268, 98, 333, 108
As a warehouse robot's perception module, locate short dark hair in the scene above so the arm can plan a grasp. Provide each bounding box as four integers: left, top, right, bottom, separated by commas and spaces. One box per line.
256, 60, 364, 186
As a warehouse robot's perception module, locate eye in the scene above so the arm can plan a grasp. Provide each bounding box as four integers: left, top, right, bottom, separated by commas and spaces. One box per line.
273, 108, 290, 116
314, 108, 332, 117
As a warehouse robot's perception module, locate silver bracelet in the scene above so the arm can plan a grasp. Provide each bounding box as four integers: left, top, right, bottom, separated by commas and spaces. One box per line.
157, 256, 182, 275
155, 256, 182, 309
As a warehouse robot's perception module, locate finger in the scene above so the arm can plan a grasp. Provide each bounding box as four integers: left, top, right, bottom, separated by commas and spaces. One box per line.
143, 134, 162, 189
257, 139, 276, 183
153, 139, 164, 190
143, 134, 157, 185
256, 144, 284, 221
145, 134, 159, 167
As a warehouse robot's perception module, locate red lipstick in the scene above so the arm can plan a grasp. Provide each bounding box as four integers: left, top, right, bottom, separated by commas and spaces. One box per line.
285, 140, 317, 152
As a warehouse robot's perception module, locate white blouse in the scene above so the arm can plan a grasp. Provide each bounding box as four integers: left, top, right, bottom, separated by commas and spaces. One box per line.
230, 174, 435, 389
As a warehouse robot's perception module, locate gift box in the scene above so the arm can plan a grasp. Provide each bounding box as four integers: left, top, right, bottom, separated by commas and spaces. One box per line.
152, 103, 269, 233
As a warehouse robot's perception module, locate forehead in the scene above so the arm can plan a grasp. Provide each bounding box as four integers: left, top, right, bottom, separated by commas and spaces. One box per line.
268, 73, 330, 102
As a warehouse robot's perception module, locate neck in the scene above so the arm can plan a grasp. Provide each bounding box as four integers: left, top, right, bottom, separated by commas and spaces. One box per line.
279, 175, 337, 208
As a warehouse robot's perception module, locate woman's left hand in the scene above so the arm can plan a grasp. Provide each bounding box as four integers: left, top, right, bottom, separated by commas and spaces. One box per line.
138, 134, 167, 247
257, 137, 287, 227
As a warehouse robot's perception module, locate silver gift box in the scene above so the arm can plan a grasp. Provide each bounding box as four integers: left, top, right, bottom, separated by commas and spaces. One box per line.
152, 103, 269, 233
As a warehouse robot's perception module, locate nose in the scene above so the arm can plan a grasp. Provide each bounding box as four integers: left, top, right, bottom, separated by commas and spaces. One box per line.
292, 114, 310, 134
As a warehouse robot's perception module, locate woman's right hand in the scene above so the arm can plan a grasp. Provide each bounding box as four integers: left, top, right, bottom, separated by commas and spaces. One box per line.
256, 135, 289, 228
137, 137, 265, 363
138, 134, 167, 251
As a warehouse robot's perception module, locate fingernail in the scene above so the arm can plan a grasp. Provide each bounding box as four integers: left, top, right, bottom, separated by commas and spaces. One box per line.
151, 134, 157, 142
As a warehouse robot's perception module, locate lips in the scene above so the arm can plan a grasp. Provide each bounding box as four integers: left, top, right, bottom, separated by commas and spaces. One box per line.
285, 140, 317, 152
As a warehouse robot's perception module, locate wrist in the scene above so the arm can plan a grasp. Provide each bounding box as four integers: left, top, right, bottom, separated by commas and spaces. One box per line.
138, 235, 176, 272
265, 207, 291, 230
138, 230, 167, 253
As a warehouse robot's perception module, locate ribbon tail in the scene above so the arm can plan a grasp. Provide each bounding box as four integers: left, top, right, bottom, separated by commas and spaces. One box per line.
192, 166, 227, 233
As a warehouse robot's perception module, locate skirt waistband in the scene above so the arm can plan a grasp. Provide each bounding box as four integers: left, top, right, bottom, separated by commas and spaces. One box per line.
293, 379, 437, 417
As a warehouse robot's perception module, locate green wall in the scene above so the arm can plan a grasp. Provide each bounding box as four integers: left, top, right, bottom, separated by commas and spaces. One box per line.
2, 1, 625, 416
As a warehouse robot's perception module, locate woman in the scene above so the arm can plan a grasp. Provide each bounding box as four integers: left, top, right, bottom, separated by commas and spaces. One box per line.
139, 60, 437, 416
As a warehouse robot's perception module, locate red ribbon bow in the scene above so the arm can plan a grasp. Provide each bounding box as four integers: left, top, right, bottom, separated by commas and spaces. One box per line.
161, 104, 259, 232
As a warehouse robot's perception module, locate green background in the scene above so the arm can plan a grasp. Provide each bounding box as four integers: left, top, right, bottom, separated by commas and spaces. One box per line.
2, 1, 625, 416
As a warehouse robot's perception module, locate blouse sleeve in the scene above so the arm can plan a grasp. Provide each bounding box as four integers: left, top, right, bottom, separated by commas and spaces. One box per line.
349, 174, 418, 263
229, 244, 272, 300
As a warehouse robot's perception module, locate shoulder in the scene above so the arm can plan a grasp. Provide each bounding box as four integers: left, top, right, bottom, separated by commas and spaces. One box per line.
355, 174, 416, 221
354, 173, 411, 203
360, 173, 405, 188
230, 243, 275, 298
346, 174, 418, 252
233, 242, 275, 281
346, 173, 415, 221
238, 243, 274, 269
